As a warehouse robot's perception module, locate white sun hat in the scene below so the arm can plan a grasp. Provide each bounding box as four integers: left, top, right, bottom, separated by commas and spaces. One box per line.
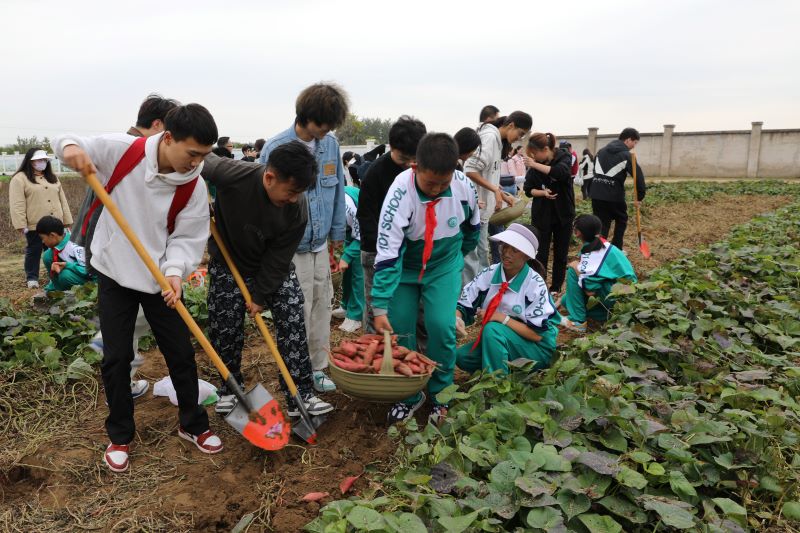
31, 150, 50, 160
489, 223, 539, 260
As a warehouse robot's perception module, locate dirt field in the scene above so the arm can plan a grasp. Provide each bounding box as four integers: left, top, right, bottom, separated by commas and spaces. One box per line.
0, 192, 792, 532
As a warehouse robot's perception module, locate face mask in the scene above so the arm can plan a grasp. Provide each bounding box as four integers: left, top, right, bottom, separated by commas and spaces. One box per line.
32, 160, 47, 171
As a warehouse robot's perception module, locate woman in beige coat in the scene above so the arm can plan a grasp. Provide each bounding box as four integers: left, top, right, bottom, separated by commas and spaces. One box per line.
9, 148, 73, 288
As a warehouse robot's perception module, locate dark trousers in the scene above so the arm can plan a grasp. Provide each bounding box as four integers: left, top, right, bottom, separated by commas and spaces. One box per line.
24, 231, 43, 282
534, 219, 573, 293
98, 272, 208, 444
488, 223, 505, 264
592, 199, 628, 250
207, 258, 315, 404
581, 178, 592, 200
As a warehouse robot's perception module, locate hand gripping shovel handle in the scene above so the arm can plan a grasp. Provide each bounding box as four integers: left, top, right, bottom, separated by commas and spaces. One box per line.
209, 219, 318, 443
83, 173, 261, 422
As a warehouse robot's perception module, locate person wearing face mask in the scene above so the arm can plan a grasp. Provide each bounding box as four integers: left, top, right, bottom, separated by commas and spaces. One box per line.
456, 223, 559, 375
523, 132, 575, 297
462, 111, 532, 285
9, 148, 73, 288
371, 133, 481, 426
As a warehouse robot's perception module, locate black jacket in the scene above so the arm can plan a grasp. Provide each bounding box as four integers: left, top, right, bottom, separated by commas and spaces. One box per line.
202, 153, 307, 306
523, 148, 575, 226
589, 139, 646, 203
356, 152, 406, 253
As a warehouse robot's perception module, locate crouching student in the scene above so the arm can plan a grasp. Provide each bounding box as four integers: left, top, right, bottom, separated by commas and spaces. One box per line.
202, 143, 334, 419
54, 104, 223, 473
456, 223, 560, 374
372, 133, 481, 425
333, 185, 364, 333
560, 214, 637, 333
36, 215, 93, 292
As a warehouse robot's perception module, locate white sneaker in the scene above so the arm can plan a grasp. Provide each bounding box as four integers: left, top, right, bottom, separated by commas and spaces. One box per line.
313, 371, 336, 393
331, 307, 346, 319
288, 395, 334, 417
338, 318, 362, 333
215, 394, 236, 416
26, 280, 39, 289
131, 380, 149, 400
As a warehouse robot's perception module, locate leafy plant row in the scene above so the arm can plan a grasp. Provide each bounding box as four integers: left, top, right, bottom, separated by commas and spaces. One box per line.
305, 201, 800, 532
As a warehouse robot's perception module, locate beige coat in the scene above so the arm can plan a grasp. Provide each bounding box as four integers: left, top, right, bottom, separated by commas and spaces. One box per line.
8, 172, 73, 231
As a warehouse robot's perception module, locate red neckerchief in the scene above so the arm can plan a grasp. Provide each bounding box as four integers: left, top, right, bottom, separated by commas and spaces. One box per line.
413, 168, 441, 281
471, 280, 509, 350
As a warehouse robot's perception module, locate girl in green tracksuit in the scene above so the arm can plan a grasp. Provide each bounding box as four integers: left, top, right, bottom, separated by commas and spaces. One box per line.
456, 223, 560, 375
337, 186, 364, 332
560, 214, 637, 333
371, 133, 481, 425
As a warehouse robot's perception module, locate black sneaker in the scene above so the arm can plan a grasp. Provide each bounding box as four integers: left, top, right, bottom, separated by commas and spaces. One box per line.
386, 392, 426, 425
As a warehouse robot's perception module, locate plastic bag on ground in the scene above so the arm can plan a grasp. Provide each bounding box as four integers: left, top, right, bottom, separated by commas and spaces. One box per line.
153, 376, 219, 406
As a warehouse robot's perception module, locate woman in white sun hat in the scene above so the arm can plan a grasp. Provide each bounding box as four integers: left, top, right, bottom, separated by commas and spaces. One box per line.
456, 223, 561, 374
9, 147, 73, 288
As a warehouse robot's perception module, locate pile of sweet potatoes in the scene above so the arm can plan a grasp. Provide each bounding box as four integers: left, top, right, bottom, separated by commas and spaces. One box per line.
330, 334, 436, 376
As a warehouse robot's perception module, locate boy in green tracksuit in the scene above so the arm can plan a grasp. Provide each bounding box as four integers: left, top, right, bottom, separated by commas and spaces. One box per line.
36, 216, 92, 292
335, 185, 365, 333
372, 133, 481, 425
560, 214, 637, 333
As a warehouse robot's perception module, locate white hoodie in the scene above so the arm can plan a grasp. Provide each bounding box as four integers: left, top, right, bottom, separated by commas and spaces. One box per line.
463, 124, 502, 223
53, 132, 209, 294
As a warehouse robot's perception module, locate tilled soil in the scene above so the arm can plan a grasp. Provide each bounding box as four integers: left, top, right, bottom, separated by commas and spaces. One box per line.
0, 193, 791, 532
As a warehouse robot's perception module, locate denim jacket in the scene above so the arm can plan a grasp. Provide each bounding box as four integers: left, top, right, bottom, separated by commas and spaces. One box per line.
260, 124, 346, 252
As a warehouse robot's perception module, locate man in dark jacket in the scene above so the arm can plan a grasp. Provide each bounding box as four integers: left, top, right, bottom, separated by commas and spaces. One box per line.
589, 128, 646, 250
202, 143, 334, 419
356, 116, 426, 331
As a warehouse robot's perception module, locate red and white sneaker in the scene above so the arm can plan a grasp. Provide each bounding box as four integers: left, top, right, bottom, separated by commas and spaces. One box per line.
178, 427, 223, 454
104, 443, 130, 473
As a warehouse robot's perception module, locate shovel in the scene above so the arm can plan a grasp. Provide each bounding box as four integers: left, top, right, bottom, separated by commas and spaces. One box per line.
210, 219, 322, 445
631, 153, 651, 259
84, 172, 290, 451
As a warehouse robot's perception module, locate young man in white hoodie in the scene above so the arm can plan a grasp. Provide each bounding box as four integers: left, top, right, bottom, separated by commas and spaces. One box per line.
54, 104, 223, 473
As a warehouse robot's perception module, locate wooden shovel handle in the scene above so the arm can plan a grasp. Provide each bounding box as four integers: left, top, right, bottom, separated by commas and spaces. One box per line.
84, 172, 231, 380
631, 152, 643, 234
209, 219, 299, 397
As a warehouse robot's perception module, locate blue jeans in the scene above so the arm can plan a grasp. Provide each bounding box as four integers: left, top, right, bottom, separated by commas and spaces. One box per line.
24, 231, 43, 282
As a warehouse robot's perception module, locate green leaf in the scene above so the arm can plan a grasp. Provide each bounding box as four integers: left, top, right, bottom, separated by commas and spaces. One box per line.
628, 451, 653, 464
557, 490, 591, 520
345, 506, 384, 531
782, 501, 800, 520
525, 507, 564, 529
533, 443, 572, 472
489, 461, 522, 492
438, 511, 480, 533
576, 451, 620, 476
598, 495, 648, 524
644, 462, 666, 476
712, 498, 747, 517
578, 513, 623, 533
515, 474, 554, 498
615, 466, 648, 489
382, 512, 427, 533
65, 357, 94, 380
640, 497, 696, 529
669, 471, 698, 501
599, 428, 629, 452
758, 475, 782, 493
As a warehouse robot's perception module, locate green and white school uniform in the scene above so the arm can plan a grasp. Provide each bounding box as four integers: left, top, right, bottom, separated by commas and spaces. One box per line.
564, 240, 637, 323
372, 168, 481, 405
340, 186, 364, 321
456, 263, 559, 374
42, 231, 93, 292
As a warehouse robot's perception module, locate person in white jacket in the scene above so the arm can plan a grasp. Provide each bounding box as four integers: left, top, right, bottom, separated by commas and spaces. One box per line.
462, 111, 532, 285
54, 104, 223, 473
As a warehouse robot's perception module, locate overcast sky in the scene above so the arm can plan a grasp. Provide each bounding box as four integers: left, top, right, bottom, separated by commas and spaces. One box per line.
1, 0, 798, 147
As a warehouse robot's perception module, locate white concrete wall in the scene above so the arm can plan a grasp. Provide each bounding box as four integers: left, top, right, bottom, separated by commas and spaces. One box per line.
559, 124, 800, 178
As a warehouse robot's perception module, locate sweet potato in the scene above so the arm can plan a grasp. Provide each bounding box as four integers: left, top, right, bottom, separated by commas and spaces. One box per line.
332, 352, 350, 362
302, 492, 330, 502
395, 363, 414, 376
334, 359, 369, 373
339, 341, 359, 357
362, 340, 379, 365
371, 357, 384, 373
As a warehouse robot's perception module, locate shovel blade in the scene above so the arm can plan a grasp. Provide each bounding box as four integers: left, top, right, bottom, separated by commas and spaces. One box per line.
289, 413, 327, 444
639, 238, 652, 259
224, 383, 290, 451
